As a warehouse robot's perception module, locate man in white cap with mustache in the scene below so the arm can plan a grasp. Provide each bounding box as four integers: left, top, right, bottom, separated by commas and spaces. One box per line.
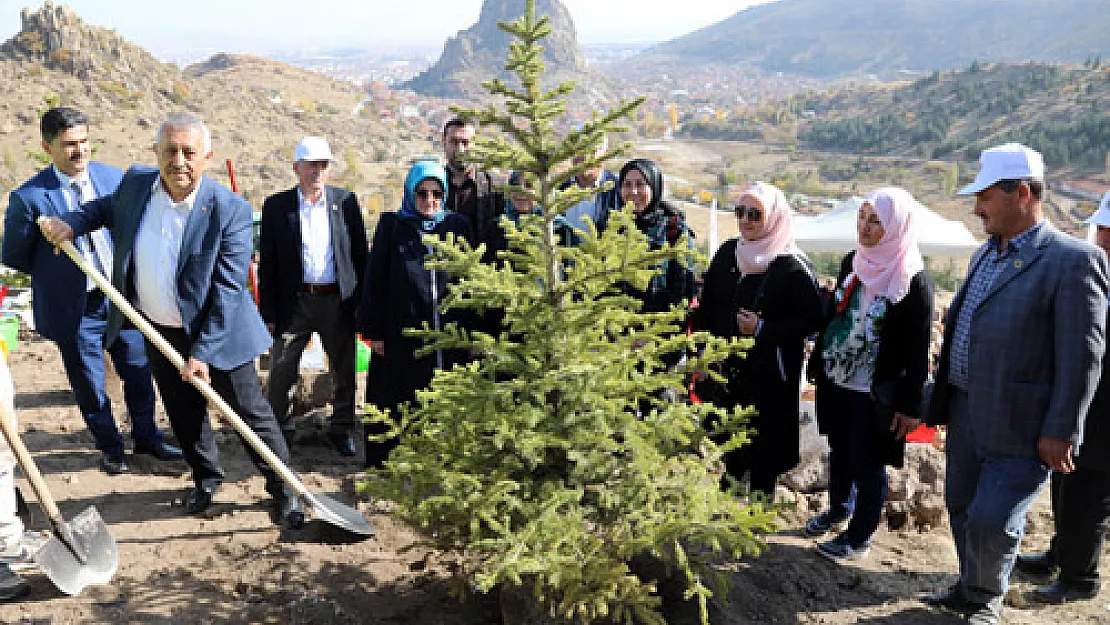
1012, 190, 1110, 605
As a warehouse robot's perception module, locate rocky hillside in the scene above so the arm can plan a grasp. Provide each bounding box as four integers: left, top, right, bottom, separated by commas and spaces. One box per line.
0, 3, 431, 220
406, 0, 597, 99
646, 0, 1110, 78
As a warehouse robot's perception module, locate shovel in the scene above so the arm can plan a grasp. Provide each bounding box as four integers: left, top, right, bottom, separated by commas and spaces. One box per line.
44, 231, 374, 537
0, 400, 118, 595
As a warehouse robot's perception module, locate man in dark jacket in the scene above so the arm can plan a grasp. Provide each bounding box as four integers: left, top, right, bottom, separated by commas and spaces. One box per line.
1013, 190, 1110, 604
259, 137, 369, 456
442, 117, 503, 253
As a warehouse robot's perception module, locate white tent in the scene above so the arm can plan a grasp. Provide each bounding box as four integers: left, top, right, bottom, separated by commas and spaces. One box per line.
793, 198, 981, 257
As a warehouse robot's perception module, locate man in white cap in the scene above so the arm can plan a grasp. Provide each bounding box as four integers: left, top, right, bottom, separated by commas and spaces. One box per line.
259, 136, 368, 456
1012, 190, 1110, 604
924, 143, 1109, 624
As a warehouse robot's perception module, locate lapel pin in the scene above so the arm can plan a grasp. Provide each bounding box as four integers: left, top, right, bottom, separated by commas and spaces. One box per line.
331, 204, 338, 211
1014, 259, 1023, 269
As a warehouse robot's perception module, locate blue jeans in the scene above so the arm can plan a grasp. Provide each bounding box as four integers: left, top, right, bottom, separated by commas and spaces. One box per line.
824, 383, 882, 547
945, 389, 1049, 603
54, 291, 160, 457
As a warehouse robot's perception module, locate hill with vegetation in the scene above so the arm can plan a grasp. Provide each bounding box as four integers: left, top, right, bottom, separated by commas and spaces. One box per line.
682, 62, 1110, 175
646, 0, 1110, 78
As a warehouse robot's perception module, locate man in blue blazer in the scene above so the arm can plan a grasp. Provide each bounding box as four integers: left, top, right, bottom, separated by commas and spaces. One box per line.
38, 113, 303, 528
2, 107, 179, 474
924, 143, 1109, 625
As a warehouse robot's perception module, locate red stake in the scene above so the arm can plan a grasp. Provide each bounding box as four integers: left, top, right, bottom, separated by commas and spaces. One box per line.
226, 159, 261, 308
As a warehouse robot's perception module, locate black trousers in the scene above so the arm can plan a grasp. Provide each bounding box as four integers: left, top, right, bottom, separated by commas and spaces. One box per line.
1048, 465, 1110, 590
146, 322, 293, 498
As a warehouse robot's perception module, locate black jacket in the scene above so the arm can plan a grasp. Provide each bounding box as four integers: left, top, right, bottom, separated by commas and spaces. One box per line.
258, 185, 369, 333
808, 252, 935, 468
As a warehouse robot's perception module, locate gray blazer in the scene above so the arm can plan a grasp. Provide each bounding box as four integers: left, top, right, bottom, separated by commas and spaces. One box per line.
928, 222, 1109, 458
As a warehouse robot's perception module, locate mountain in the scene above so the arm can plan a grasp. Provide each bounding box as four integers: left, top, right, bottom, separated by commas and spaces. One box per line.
647, 0, 1110, 78
406, 0, 593, 98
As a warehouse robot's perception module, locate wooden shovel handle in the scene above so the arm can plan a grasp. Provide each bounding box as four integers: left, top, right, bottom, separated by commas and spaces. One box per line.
0, 397, 63, 520
39, 224, 311, 499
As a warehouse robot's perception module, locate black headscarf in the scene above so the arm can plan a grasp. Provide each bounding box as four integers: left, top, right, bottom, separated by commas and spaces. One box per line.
619, 158, 668, 238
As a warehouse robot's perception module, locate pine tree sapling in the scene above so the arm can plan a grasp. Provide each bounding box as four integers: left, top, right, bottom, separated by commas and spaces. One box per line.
362, 2, 776, 622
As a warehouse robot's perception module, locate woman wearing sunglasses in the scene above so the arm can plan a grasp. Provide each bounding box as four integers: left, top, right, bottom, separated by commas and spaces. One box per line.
805, 187, 934, 563
690, 181, 822, 499
358, 160, 475, 468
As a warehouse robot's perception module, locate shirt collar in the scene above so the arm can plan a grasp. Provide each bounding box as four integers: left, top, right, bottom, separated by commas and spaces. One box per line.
52, 165, 89, 188
988, 220, 1044, 256
297, 187, 327, 208
152, 175, 201, 210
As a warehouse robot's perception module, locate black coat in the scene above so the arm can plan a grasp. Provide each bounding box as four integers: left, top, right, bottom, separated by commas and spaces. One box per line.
358, 211, 474, 412
1079, 311, 1110, 471
690, 240, 823, 476
258, 186, 369, 333
808, 252, 935, 468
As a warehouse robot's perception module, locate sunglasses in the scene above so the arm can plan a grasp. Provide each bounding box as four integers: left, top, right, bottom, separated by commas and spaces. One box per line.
415, 189, 444, 200
734, 204, 763, 221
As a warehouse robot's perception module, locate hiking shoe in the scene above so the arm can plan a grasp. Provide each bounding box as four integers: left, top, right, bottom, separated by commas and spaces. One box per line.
0, 563, 29, 602
965, 599, 1001, 625
921, 583, 972, 613
816, 535, 870, 563
804, 510, 848, 537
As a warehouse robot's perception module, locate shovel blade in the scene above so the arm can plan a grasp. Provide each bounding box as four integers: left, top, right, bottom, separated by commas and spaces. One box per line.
304, 492, 375, 537
33, 506, 118, 596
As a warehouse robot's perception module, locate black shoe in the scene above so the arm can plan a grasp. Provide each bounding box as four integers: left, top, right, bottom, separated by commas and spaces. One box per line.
99, 453, 129, 475
327, 429, 357, 457
1031, 579, 1099, 604
275, 493, 305, 529
921, 583, 971, 613
184, 486, 218, 515
965, 600, 1001, 625
134, 440, 184, 461
1014, 551, 1057, 577
0, 563, 29, 603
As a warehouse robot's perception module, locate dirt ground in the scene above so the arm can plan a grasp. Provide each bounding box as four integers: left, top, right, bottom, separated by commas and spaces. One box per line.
3, 331, 1108, 624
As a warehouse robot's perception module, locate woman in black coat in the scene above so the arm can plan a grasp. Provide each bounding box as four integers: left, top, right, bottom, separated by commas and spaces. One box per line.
690, 181, 822, 498
358, 161, 474, 468
805, 187, 935, 562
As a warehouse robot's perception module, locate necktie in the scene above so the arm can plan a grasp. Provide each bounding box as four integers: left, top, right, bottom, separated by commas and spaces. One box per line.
70, 180, 114, 284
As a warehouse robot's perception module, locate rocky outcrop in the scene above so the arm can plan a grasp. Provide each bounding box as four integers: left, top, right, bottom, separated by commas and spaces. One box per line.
406, 0, 591, 98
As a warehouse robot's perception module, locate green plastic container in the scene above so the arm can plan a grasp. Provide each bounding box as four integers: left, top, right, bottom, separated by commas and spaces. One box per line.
0, 315, 18, 353
356, 338, 371, 373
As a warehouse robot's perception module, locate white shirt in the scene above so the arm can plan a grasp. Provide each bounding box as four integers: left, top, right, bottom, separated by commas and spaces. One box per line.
134, 178, 198, 327
297, 187, 335, 284
53, 166, 107, 289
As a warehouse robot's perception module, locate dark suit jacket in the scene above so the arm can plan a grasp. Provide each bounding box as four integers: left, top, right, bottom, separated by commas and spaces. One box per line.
257, 185, 368, 333
3, 162, 122, 342
1079, 310, 1110, 471
61, 166, 271, 371
927, 223, 1109, 458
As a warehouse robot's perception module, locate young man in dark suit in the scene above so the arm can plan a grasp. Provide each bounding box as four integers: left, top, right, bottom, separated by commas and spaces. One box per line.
259, 136, 368, 456
37, 113, 303, 528
2, 107, 180, 474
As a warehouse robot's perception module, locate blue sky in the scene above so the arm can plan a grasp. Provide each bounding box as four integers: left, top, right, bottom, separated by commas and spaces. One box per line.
0, 0, 772, 58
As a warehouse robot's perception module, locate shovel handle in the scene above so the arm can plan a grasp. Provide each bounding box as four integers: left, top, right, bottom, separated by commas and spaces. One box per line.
0, 393, 64, 521
40, 226, 312, 499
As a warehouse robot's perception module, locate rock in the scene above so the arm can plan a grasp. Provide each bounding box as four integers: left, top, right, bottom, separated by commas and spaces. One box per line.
912, 492, 947, 529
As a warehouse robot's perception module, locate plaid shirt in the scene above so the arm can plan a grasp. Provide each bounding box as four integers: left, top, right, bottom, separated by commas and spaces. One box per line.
947, 221, 1044, 389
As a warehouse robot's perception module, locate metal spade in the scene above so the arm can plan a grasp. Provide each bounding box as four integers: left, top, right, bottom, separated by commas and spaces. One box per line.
0, 402, 118, 595
46, 233, 374, 537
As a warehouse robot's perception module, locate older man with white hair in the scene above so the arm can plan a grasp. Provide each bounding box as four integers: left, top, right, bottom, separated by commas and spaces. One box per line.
36, 113, 304, 529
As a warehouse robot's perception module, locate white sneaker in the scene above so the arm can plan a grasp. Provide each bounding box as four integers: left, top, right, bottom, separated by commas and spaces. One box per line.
0, 531, 48, 571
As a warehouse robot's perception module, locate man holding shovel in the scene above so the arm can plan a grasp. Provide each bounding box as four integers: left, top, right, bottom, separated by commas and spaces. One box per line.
37, 113, 304, 529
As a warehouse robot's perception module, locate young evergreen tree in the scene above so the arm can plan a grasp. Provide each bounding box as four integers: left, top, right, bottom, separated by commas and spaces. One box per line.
363, 2, 776, 622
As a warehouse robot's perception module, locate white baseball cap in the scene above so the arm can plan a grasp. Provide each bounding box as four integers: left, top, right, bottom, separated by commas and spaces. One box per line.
1086, 191, 1110, 227
294, 136, 333, 163
958, 142, 1045, 195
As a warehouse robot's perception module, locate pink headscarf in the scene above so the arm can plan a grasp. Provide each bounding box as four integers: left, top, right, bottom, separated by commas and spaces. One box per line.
734, 181, 802, 275
852, 187, 925, 305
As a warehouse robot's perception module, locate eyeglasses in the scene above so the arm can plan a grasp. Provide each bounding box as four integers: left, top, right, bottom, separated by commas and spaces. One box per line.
734, 205, 763, 221
415, 189, 444, 200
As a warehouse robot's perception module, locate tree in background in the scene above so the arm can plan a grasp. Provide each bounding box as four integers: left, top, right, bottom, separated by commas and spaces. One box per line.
362, 2, 774, 623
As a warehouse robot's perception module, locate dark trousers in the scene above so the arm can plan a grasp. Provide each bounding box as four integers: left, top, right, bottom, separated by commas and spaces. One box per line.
1047, 466, 1110, 591
146, 322, 292, 497
824, 383, 887, 547
266, 291, 357, 434
54, 290, 161, 457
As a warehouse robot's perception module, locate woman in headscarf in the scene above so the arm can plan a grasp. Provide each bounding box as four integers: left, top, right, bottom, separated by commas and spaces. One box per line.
805, 187, 935, 563
690, 181, 822, 499
358, 161, 474, 468
617, 158, 697, 314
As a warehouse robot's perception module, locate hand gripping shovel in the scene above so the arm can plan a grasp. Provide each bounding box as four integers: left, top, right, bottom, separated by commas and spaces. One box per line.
44, 228, 374, 538
0, 400, 118, 595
